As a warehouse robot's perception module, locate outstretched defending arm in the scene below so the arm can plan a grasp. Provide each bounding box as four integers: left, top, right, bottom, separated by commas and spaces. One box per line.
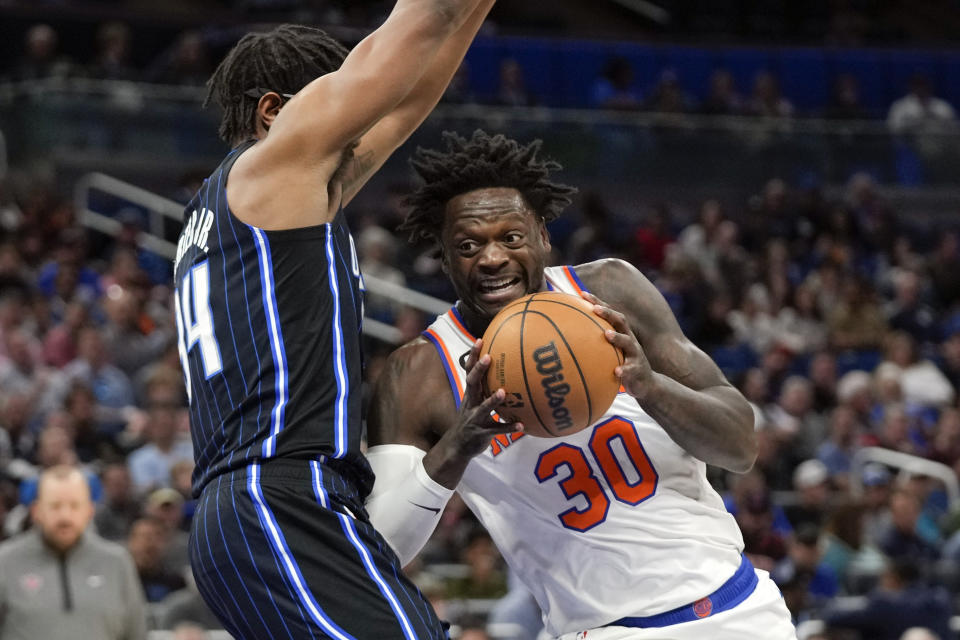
340, 0, 497, 206
228, 0, 488, 228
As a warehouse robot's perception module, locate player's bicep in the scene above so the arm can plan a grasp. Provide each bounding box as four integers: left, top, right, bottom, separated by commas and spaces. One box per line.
367, 343, 439, 449
647, 333, 731, 391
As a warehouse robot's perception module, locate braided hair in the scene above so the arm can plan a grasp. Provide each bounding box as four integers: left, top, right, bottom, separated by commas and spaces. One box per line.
205, 24, 349, 145
401, 130, 577, 246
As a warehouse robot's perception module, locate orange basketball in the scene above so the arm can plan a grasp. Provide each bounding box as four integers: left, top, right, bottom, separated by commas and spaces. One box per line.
481, 291, 624, 438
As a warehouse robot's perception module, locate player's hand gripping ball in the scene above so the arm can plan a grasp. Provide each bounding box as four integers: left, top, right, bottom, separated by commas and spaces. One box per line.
481, 291, 623, 437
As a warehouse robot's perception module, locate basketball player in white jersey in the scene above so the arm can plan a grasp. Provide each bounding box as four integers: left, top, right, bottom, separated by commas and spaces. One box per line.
363, 130, 797, 639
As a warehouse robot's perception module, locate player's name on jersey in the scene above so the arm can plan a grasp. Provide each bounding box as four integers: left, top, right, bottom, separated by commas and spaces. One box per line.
174, 208, 215, 274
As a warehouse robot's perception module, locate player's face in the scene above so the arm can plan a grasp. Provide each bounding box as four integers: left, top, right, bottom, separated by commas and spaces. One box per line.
441, 187, 551, 326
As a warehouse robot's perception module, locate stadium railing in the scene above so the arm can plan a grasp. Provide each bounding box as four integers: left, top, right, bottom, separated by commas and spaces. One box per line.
850, 446, 960, 511
74, 171, 451, 345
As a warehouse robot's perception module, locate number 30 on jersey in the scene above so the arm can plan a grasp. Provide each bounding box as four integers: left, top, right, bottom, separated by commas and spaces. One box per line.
535, 417, 659, 532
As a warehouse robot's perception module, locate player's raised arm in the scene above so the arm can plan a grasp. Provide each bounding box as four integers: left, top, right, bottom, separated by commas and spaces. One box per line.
340, 0, 497, 207
221, 0, 487, 229
581, 258, 758, 472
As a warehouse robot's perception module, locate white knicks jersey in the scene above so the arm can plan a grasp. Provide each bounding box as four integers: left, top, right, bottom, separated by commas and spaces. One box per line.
421, 266, 745, 637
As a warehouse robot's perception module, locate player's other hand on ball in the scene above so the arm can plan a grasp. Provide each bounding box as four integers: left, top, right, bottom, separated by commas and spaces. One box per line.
448, 339, 524, 458
580, 291, 655, 401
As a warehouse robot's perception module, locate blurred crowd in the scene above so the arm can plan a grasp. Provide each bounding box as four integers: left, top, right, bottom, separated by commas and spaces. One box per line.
2, 20, 958, 137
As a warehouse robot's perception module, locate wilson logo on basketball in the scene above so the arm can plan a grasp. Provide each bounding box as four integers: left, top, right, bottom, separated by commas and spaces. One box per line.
532, 341, 573, 431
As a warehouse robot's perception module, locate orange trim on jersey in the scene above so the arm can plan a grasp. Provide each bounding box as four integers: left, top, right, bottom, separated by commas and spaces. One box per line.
562, 265, 585, 295
423, 328, 464, 403
448, 309, 476, 343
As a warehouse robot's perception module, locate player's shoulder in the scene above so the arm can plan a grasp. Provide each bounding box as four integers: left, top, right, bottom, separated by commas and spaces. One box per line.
379, 336, 447, 388
573, 258, 651, 293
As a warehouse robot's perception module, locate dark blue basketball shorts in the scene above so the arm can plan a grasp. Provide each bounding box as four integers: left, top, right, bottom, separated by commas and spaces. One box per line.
190, 459, 447, 639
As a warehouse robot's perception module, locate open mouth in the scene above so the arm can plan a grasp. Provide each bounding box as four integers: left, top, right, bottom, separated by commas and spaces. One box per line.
476, 276, 523, 303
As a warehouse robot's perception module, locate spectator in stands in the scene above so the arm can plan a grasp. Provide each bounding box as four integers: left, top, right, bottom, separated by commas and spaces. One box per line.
928, 231, 960, 310
147, 30, 211, 86
939, 328, 960, 393
827, 274, 888, 351
357, 225, 407, 324
786, 459, 832, 530
144, 487, 189, 576
886, 270, 939, 345
645, 68, 690, 114
929, 408, 960, 471
158, 575, 223, 633
9, 24, 73, 81
821, 559, 953, 640
42, 299, 88, 368
88, 22, 136, 81
94, 462, 138, 542
736, 489, 788, 571
766, 376, 827, 461
816, 406, 863, 489
495, 58, 535, 107
728, 283, 778, 355
845, 172, 899, 253
773, 524, 839, 617
876, 489, 940, 566
56, 326, 135, 432
629, 203, 674, 272
590, 57, 642, 110
101, 285, 173, 379
824, 73, 870, 120
0, 328, 55, 420
807, 351, 838, 413
746, 71, 794, 119
64, 381, 122, 462
776, 284, 828, 356
444, 529, 507, 599
887, 73, 957, 137
700, 69, 743, 115
127, 393, 192, 495
900, 629, 944, 640
820, 499, 887, 593
880, 331, 955, 408
127, 516, 186, 603
0, 465, 146, 640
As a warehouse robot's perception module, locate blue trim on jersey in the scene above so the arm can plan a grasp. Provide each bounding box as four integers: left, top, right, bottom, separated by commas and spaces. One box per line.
247, 464, 355, 640
325, 228, 349, 458
421, 329, 462, 410
251, 227, 289, 459
309, 460, 331, 510
610, 554, 758, 628
545, 280, 555, 291
309, 462, 419, 640
567, 265, 590, 293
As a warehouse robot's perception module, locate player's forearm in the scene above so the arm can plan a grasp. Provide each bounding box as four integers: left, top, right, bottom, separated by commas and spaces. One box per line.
395, 0, 494, 116
638, 374, 757, 472
397, 0, 487, 38
422, 435, 475, 489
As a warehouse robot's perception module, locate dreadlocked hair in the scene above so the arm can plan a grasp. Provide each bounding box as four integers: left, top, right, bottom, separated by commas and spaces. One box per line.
400, 130, 578, 245
204, 24, 349, 145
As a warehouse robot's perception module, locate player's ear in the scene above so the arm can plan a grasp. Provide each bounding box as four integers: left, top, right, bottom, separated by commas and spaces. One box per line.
257, 93, 284, 131
439, 249, 450, 274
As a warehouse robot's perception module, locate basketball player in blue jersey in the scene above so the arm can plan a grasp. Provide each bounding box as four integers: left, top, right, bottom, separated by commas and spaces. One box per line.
174, 5, 510, 638
364, 130, 798, 639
